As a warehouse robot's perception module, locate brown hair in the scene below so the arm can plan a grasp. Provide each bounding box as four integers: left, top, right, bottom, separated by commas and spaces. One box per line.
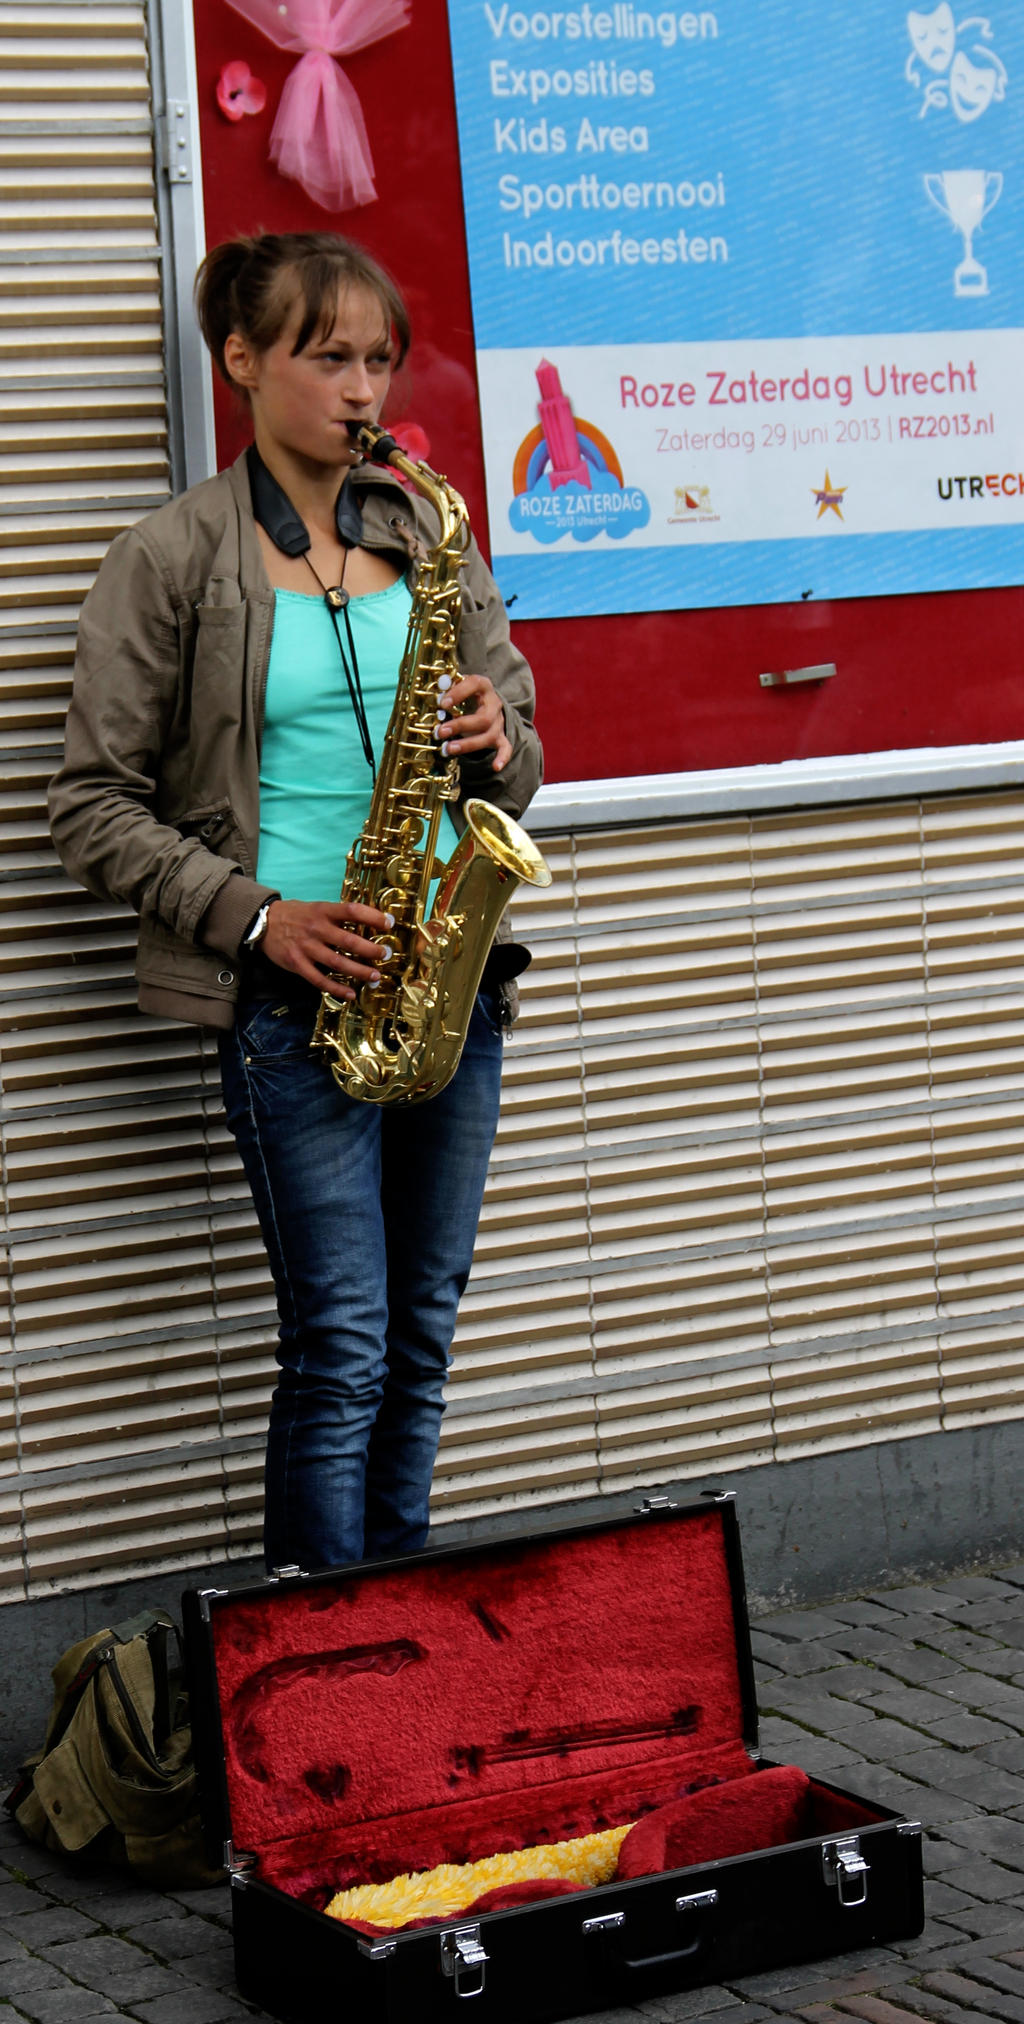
194, 231, 411, 389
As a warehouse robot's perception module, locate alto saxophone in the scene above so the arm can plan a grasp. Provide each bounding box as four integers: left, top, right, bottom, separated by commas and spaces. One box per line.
311, 422, 552, 1105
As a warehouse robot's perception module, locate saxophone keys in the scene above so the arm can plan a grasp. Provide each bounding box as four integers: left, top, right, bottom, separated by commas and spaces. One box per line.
386, 856, 416, 889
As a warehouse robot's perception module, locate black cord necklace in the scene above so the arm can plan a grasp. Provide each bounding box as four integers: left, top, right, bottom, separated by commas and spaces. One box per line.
246, 442, 376, 779
301, 548, 376, 779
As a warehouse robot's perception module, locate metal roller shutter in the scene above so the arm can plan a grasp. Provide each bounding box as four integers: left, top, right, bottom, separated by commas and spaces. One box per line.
0, 0, 186, 1597
432, 794, 1024, 1521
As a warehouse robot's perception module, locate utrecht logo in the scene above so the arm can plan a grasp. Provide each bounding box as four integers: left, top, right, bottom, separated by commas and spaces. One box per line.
509, 360, 650, 546
668, 484, 720, 525
938, 472, 1024, 500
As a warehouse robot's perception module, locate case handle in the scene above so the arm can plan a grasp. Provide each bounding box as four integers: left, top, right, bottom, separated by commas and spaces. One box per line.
584, 1889, 718, 1980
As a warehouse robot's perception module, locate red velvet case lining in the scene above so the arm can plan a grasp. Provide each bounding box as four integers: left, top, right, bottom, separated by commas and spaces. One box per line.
206, 1509, 883, 1907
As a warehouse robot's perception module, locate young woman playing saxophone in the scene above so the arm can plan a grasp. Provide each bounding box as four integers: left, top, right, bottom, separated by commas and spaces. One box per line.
49, 231, 543, 1573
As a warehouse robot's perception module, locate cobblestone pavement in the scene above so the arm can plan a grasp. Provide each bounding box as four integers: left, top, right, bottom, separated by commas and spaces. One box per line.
3, 1563, 1024, 2024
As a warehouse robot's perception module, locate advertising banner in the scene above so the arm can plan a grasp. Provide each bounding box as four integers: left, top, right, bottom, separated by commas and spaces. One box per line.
447, 2, 1024, 617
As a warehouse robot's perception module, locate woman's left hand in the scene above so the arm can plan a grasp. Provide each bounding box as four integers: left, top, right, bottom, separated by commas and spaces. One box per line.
436, 674, 512, 773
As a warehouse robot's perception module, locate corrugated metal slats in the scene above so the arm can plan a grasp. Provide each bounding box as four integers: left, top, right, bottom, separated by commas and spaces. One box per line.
431, 798, 1024, 1519
0, 0, 189, 1599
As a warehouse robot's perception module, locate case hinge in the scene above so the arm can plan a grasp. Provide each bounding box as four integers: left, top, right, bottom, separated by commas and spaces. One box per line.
195, 1587, 228, 1623
822, 1835, 870, 1907
634, 1494, 678, 1513
440, 1924, 489, 1999
224, 1842, 257, 1882
268, 1563, 308, 1581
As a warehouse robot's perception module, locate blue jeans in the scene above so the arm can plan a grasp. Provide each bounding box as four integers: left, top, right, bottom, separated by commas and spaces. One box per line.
218, 978, 504, 1572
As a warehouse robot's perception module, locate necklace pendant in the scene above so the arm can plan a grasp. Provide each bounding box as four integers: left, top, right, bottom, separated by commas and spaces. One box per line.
325, 586, 349, 611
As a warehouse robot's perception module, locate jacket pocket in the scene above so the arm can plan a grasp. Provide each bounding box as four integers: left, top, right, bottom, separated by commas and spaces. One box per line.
188, 601, 248, 752
457, 604, 488, 675
174, 799, 235, 850
237, 994, 317, 1061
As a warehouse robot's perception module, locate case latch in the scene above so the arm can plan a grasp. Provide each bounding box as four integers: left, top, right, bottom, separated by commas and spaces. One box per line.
440, 1924, 489, 1998
822, 1835, 870, 1907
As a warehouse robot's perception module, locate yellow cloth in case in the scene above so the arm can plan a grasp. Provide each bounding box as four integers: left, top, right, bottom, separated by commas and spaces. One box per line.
326, 1822, 633, 1930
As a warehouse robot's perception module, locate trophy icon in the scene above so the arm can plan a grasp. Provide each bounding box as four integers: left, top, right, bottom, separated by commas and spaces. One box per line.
924, 168, 1003, 295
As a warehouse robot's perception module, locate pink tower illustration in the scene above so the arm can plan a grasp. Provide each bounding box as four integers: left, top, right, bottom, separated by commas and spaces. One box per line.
536, 359, 591, 490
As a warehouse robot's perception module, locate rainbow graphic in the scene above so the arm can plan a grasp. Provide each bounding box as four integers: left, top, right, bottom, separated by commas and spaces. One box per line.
512, 416, 625, 496
509, 359, 648, 547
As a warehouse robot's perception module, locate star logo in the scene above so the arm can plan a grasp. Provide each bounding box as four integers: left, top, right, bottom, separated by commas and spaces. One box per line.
813, 470, 847, 521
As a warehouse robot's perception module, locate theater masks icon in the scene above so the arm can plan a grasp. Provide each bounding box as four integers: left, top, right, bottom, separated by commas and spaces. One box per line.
907, 5, 955, 73
949, 48, 1006, 121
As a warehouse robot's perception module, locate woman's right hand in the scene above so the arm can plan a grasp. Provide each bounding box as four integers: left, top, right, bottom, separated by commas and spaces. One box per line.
261, 899, 394, 997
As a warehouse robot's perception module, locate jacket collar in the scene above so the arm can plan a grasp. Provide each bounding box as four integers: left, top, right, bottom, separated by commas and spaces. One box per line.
244, 443, 364, 555
224, 447, 424, 578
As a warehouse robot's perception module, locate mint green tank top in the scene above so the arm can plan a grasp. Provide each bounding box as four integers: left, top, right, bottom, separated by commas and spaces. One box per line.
256, 580, 457, 902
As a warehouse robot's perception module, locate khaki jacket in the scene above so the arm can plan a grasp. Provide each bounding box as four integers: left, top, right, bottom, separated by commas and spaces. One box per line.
48, 452, 543, 1029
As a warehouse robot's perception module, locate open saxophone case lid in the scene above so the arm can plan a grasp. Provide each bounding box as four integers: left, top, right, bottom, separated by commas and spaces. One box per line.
182, 1493, 924, 2024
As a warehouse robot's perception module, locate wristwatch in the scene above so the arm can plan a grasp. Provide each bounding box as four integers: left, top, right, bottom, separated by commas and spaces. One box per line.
243, 899, 275, 951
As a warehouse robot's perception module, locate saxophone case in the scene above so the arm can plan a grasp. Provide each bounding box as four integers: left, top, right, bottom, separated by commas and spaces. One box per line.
182, 1494, 924, 2023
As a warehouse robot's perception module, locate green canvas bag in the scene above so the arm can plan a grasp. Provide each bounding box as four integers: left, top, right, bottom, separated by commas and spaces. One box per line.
3, 1608, 222, 1888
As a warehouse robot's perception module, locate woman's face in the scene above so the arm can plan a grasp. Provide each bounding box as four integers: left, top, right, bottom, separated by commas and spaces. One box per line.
232, 281, 394, 471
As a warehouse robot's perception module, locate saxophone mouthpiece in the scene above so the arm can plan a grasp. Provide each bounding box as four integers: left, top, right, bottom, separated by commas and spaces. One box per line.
352, 422, 400, 466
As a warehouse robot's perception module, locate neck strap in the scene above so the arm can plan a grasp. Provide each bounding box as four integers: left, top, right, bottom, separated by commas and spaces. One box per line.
246, 443, 364, 556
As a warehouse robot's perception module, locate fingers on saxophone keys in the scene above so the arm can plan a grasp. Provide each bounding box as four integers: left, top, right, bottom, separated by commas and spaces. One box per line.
349, 932, 392, 962
330, 934, 392, 987
342, 906, 395, 934
329, 965, 378, 992
342, 955, 382, 986
436, 675, 455, 751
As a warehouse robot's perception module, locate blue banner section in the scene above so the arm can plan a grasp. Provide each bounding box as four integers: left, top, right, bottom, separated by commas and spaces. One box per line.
448, 1, 1024, 614
492, 525, 1024, 616
449, 1, 1024, 344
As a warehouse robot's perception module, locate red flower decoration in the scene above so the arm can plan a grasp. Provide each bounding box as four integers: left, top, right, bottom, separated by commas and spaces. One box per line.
216, 60, 267, 123
389, 422, 431, 472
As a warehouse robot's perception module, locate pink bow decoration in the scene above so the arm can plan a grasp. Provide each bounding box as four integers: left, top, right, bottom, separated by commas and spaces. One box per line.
223, 0, 410, 211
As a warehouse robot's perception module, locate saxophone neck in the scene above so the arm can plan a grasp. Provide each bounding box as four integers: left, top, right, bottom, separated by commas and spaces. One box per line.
351, 423, 469, 556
